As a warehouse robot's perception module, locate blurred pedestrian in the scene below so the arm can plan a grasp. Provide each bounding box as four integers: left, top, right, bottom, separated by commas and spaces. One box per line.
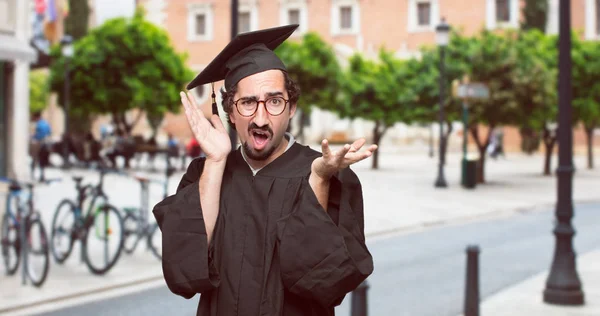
29, 112, 52, 181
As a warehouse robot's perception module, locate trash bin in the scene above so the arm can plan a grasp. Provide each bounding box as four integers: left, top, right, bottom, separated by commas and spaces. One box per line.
462, 159, 478, 189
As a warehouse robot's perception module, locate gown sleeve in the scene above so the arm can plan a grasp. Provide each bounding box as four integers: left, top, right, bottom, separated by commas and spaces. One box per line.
277, 167, 374, 308
152, 158, 220, 299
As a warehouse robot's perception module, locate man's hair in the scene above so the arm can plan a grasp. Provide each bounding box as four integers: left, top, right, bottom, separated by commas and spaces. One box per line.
220, 70, 300, 129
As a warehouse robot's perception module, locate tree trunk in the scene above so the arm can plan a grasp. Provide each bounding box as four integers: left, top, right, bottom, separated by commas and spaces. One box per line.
371, 121, 388, 170
542, 127, 557, 175
585, 126, 594, 169
469, 124, 495, 184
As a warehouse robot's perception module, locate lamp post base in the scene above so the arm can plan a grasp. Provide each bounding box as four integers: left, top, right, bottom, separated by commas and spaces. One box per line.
543, 288, 584, 305
434, 175, 447, 188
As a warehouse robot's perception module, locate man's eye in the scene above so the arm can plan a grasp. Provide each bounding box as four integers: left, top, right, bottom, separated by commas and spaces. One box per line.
241, 100, 254, 106
268, 98, 281, 106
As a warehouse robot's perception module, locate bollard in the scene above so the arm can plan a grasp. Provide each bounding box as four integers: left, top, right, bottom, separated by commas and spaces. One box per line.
351, 280, 369, 316
464, 245, 480, 316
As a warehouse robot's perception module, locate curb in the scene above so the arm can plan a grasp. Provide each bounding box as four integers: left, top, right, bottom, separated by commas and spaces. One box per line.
365, 199, 600, 240
0, 274, 164, 314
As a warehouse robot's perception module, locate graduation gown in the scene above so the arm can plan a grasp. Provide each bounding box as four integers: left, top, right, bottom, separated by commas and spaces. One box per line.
153, 142, 373, 316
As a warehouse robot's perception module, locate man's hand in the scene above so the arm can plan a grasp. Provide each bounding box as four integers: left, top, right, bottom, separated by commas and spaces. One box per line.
181, 91, 231, 163
311, 138, 378, 181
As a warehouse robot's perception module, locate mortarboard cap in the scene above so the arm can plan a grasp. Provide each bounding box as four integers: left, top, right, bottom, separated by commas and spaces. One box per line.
186, 24, 299, 92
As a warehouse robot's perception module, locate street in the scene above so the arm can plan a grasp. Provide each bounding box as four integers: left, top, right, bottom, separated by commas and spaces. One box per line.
35, 202, 600, 316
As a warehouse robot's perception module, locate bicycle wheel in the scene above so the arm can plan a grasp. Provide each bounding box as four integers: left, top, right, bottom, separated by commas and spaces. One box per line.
50, 199, 77, 264
25, 217, 50, 287
1, 213, 20, 275
122, 212, 140, 254
148, 223, 162, 260
83, 204, 124, 275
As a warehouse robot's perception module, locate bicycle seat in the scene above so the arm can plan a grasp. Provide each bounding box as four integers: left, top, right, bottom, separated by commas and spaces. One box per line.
72, 176, 84, 183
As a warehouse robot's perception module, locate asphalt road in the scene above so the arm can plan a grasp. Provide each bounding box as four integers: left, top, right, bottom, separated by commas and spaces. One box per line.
37, 202, 600, 316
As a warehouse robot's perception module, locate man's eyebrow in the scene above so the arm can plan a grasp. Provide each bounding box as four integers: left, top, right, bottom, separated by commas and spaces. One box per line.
239, 95, 258, 101
265, 91, 284, 97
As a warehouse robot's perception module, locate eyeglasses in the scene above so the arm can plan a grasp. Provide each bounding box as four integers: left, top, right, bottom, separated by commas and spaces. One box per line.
234, 96, 289, 117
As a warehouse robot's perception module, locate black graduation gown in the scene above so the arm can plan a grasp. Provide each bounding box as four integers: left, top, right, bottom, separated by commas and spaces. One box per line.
153, 142, 373, 316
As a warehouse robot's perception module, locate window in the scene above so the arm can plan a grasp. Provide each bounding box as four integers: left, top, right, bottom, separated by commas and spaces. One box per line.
486, 0, 517, 29
340, 6, 352, 30
239, 12, 251, 33
238, 2, 258, 34
408, 0, 438, 33
331, 0, 359, 35
279, 0, 308, 35
195, 14, 206, 36
496, 0, 510, 23
288, 9, 300, 25
187, 3, 213, 42
417, 2, 431, 26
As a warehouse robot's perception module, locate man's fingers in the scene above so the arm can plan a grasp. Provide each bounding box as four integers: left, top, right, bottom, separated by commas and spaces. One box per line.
349, 138, 366, 152
337, 144, 351, 161
321, 139, 332, 158
210, 114, 227, 133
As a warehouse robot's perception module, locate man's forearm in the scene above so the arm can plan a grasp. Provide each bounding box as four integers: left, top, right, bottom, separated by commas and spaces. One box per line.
309, 173, 330, 212
199, 159, 226, 244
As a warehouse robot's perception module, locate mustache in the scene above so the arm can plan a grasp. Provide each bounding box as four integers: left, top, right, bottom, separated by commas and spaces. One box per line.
248, 123, 273, 136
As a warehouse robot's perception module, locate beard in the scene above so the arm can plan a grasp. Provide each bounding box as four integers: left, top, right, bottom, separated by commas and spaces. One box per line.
242, 140, 278, 161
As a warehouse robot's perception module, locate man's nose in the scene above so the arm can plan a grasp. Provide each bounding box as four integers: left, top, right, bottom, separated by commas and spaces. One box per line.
253, 102, 269, 126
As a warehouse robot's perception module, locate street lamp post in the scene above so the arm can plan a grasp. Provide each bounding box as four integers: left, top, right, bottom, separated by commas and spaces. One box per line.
60, 35, 74, 169
543, 0, 585, 305
434, 18, 450, 188
229, 0, 239, 150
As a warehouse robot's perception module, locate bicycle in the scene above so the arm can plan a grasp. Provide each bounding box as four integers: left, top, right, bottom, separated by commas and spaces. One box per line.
1, 177, 58, 287
50, 167, 125, 275
122, 166, 176, 260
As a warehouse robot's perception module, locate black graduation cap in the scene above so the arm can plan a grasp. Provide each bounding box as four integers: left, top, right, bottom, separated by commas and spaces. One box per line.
187, 24, 299, 115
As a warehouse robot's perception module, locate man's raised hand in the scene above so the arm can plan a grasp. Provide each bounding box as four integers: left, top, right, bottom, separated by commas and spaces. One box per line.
311, 138, 378, 180
181, 91, 231, 162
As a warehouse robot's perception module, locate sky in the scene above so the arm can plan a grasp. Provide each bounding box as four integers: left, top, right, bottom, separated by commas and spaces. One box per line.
94, 0, 136, 25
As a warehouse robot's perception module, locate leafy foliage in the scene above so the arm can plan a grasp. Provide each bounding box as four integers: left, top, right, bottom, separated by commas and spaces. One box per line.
49, 8, 192, 135
29, 70, 50, 116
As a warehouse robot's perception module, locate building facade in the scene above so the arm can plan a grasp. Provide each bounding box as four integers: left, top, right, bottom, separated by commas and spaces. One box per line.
140, 0, 599, 151
0, 0, 37, 179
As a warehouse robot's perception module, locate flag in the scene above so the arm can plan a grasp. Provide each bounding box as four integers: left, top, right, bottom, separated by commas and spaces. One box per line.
46, 0, 57, 22
35, 0, 46, 15
61, 0, 69, 17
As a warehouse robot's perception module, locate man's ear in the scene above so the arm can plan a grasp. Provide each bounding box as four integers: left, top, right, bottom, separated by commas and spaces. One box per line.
229, 111, 236, 125
289, 103, 297, 119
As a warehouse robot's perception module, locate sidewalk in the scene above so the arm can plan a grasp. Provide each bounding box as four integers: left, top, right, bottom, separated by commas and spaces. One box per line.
478, 248, 600, 316
1, 149, 599, 314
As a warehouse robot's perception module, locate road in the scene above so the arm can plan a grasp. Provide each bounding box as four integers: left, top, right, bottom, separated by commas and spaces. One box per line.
36, 202, 600, 316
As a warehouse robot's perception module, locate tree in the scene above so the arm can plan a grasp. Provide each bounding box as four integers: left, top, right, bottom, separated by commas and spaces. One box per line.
514, 29, 558, 175
275, 32, 342, 141
49, 8, 192, 136
572, 38, 600, 169
335, 50, 419, 169
29, 70, 50, 116
64, 0, 90, 41
521, 0, 548, 31
456, 30, 520, 183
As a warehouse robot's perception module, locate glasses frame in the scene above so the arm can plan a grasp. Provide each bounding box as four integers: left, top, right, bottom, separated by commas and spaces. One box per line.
233, 96, 289, 117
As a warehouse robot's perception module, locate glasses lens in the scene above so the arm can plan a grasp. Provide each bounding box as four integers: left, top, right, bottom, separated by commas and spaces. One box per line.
266, 97, 286, 115
237, 100, 258, 116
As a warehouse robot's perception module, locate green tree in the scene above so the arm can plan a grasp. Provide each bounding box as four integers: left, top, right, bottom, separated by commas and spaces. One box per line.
573, 38, 600, 169
521, 0, 548, 31
275, 32, 342, 142
514, 29, 558, 175
29, 70, 50, 116
64, 0, 90, 40
335, 50, 419, 169
457, 30, 520, 183
49, 8, 192, 136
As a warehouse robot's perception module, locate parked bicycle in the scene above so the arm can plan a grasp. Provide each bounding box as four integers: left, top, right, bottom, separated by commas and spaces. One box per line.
122, 167, 176, 260
1, 177, 58, 287
50, 167, 125, 275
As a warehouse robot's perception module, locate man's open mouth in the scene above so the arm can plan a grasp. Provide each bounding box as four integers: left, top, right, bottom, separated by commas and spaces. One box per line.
251, 130, 270, 150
